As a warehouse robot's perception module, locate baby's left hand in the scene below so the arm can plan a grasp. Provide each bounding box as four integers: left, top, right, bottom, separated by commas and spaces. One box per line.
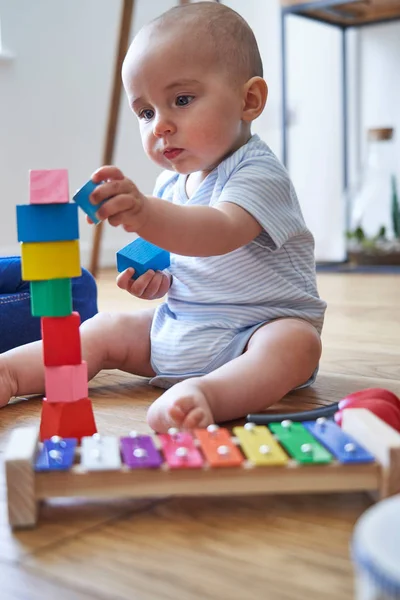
116, 267, 171, 300
90, 166, 148, 233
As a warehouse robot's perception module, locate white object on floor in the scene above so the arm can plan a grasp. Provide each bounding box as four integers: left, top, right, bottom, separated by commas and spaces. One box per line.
352, 494, 400, 599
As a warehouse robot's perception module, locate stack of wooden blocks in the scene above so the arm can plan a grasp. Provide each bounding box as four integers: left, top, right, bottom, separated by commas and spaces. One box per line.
16, 169, 97, 441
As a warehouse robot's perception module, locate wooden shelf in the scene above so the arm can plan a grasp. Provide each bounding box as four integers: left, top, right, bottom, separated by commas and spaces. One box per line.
281, 0, 400, 27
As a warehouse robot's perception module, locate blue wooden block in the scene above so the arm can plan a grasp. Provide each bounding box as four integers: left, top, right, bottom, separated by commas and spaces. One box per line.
16, 203, 79, 243
116, 238, 170, 279
34, 436, 77, 472
303, 419, 375, 464
73, 179, 108, 224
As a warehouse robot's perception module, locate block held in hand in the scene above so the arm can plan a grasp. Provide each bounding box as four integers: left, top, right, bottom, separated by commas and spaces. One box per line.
73, 179, 108, 224
117, 238, 170, 279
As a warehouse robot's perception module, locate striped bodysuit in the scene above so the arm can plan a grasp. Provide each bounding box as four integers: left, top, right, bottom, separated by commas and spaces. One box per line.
148, 135, 327, 389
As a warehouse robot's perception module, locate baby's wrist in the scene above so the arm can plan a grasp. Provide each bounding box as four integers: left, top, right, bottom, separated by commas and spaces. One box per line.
135, 195, 157, 234
132, 192, 151, 233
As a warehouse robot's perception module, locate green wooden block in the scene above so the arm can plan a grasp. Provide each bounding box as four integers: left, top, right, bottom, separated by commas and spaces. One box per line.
269, 421, 333, 464
30, 279, 72, 317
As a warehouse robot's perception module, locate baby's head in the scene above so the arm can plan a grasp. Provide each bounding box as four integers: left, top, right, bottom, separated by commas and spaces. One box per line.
122, 2, 267, 175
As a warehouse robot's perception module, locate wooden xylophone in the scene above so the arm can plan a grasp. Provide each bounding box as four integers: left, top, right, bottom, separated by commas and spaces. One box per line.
5, 408, 400, 529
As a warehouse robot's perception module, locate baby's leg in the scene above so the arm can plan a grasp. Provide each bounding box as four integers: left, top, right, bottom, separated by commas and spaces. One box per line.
147, 318, 322, 432
0, 308, 156, 408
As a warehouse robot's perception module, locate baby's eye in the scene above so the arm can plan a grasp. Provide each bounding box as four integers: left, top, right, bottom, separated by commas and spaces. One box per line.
139, 108, 154, 121
175, 95, 194, 107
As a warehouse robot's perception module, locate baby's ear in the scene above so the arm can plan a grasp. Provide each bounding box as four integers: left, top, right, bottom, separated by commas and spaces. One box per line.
242, 77, 268, 122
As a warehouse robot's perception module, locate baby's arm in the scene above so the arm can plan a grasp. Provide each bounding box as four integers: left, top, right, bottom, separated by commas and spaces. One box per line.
135, 198, 261, 256
91, 166, 262, 257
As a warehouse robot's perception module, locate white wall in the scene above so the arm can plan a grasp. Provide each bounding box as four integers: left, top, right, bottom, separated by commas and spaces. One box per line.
358, 22, 400, 237
285, 16, 347, 261
0, 0, 173, 268
220, 1, 354, 261
0, 0, 399, 266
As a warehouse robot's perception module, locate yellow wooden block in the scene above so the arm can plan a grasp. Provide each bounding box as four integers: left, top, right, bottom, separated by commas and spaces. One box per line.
233, 424, 289, 466
21, 240, 81, 281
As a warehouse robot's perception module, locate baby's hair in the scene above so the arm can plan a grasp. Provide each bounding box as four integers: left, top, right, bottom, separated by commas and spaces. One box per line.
150, 2, 263, 83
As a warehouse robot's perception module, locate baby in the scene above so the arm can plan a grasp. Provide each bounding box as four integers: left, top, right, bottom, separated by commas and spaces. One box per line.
0, 2, 326, 432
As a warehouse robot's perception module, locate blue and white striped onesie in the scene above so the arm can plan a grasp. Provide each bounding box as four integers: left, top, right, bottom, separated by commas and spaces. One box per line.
149, 135, 327, 389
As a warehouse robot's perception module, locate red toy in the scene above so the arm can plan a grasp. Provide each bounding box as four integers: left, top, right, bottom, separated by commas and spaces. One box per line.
41, 312, 81, 366
338, 388, 400, 410
335, 388, 400, 432
40, 397, 97, 442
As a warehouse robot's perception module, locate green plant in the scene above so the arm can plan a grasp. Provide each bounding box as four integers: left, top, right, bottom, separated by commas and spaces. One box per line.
346, 225, 388, 250
346, 226, 365, 242
373, 226, 386, 241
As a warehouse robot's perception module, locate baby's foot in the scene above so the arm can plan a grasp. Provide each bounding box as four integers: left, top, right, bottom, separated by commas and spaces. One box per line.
0, 357, 17, 408
147, 378, 214, 433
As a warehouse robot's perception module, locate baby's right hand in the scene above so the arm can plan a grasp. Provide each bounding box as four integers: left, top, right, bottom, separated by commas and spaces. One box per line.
116, 268, 171, 300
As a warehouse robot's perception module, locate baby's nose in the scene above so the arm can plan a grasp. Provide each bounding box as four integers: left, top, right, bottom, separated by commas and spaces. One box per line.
153, 115, 176, 137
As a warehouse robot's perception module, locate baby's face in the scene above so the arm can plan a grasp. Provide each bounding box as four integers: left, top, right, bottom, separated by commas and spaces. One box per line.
122, 28, 246, 175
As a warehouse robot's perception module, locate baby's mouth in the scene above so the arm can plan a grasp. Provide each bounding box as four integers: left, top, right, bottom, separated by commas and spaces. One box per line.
163, 148, 184, 160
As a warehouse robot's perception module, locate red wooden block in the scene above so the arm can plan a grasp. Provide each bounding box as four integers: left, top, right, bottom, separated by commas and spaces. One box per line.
41, 312, 81, 366
45, 361, 88, 403
40, 397, 97, 442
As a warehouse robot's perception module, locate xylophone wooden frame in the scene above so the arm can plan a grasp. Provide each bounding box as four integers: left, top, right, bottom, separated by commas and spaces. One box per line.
5, 408, 400, 530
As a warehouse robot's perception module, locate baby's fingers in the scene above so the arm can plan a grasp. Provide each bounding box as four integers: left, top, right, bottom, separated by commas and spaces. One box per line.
141, 271, 166, 299
131, 270, 157, 298
116, 268, 136, 291
92, 165, 124, 184
116, 269, 169, 300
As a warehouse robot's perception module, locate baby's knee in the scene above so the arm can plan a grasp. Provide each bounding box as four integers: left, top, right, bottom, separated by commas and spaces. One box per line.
252, 317, 322, 363
306, 330, 322, 368
80, 311, 119, 337
289, 319, 322, 361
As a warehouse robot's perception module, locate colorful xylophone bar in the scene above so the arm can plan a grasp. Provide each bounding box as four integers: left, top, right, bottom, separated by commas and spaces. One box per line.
5, 408, 400, 529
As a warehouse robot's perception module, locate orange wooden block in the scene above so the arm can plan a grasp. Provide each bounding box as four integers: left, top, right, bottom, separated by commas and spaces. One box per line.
195, 425, 244, 467
41, 312, 81, 366
39, 397, 97, 442
44, 362, 88, 403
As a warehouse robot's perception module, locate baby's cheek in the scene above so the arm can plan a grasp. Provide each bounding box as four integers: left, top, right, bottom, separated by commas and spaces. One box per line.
147, 147, 169, 170
197, 126, 224, 154
143, 139, 157, 162
141, 134, 152, 155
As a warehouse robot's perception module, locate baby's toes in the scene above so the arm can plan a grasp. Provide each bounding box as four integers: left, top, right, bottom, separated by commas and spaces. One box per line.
182, 406, 210, 430
168, 401, 188, 427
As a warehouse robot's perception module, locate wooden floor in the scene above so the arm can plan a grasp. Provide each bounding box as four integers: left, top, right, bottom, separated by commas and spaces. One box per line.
1, 270, 400, 600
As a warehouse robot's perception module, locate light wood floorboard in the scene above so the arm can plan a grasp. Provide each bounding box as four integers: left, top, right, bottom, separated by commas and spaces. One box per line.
1, 271, 399, 599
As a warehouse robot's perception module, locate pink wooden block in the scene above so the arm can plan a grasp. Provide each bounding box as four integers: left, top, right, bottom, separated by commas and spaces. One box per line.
44, 361, 88, 403
29, 169, 69, 204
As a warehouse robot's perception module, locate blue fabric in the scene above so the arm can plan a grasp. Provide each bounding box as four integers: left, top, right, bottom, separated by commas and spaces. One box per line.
0, 256, 98, 353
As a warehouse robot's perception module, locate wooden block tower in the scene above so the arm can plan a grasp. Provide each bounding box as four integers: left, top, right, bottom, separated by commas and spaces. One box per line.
16, 169, 97, 441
